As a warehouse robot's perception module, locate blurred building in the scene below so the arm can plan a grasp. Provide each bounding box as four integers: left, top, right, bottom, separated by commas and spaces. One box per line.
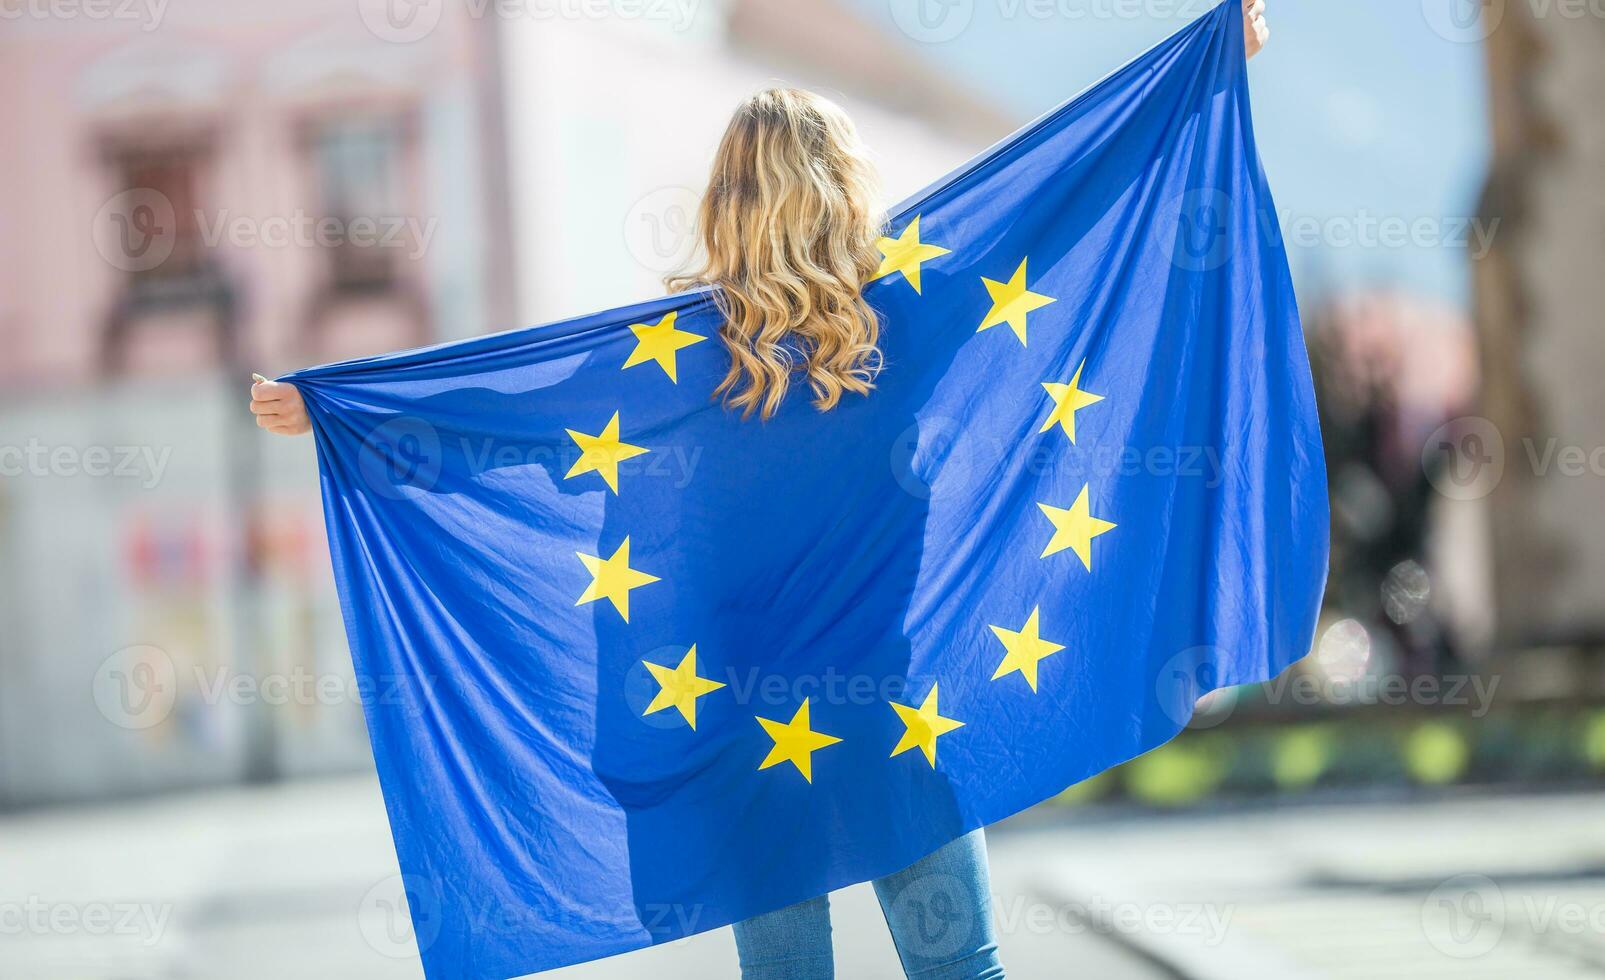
0, 0, 1008, 808
0, 2, 511, 387
1307, 291, 1490, 671
0, 0, 512, 807
498, 0, 1012, 322
1475, 11, 1605, 650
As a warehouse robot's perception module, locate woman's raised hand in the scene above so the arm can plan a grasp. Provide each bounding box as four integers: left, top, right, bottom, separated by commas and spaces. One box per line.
249, 374, 311, 436
1245, 0, 1269, 60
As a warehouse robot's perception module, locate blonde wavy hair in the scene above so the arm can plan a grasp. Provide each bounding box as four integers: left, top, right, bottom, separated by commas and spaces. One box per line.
668, 87, 885, 420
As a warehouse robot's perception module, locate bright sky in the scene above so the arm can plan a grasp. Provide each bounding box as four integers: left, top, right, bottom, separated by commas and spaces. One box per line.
844, 0, 1491, 312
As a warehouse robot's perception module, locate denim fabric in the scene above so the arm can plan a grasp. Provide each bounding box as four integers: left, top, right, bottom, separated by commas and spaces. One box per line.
732, 829, 1005, 979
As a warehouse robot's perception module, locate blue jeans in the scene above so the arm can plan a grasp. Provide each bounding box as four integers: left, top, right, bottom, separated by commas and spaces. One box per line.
731, 829, 1005, 979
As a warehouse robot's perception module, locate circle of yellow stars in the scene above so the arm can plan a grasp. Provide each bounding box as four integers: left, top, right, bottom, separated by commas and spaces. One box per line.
564, 216, 1118, 784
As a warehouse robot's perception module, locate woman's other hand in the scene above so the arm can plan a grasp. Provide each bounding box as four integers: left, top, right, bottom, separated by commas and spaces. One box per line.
249, 374, 311, 436
1245, 0, 1269, 60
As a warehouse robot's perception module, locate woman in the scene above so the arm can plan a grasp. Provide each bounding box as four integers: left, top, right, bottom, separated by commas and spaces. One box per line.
250, 4, 1269, 975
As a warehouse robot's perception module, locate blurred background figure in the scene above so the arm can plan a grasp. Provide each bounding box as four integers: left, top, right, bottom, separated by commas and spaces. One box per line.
2, 1, 1603, 977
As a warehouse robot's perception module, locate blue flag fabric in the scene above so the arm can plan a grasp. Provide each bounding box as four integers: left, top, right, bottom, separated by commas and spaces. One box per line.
288, 4, 1326, 976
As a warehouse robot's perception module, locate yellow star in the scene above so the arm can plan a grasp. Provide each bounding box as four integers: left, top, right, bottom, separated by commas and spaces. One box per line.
756, 699, 842, 783
643, 644, 725, 730
1040, 361, 1104, 443
873, 215, 951, 294
1037, 484, 1117, 569
978, 257, 1056, 345
575, 537, 660, 622
622, 311, 707, 383
889, 683, 965, 767
989, 606, 1065, 693
564, 411, 649, 494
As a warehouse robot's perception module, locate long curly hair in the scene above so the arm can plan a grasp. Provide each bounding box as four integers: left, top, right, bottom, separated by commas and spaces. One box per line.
668, 87, 884, 420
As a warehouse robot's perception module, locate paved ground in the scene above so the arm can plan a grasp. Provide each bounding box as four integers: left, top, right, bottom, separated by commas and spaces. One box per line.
1016, 793, 1605, 979
2, 778, 1603, 978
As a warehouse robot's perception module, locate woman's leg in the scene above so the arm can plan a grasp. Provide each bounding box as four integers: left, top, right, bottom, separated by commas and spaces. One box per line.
873, 829, 1006, 980
731, 893, 835, 980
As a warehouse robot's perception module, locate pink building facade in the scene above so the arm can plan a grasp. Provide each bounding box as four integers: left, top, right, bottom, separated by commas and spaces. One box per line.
0, 1, 511, 390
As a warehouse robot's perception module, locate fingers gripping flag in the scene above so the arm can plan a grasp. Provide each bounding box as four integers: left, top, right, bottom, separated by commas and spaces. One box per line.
288, 4, 1327, 976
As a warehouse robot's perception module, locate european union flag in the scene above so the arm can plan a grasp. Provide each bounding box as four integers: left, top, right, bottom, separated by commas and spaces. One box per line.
287, 4, 1326, 976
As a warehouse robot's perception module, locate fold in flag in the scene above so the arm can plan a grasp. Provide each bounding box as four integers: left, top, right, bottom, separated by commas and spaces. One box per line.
287, 4, 1327, 976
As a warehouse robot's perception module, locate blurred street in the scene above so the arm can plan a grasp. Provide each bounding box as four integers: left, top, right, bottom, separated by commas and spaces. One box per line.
5, 777, 1604, 979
